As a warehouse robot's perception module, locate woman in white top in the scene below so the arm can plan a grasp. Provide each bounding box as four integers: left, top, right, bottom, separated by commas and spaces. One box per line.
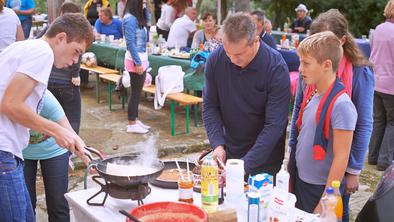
0, 0, 24, 52
156, 1, 176, 40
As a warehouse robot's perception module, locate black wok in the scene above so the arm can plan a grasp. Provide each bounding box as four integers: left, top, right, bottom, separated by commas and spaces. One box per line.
85, 147, 164, 187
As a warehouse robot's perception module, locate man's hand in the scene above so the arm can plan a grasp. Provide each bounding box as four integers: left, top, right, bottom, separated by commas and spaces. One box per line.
72, 77, 81, 86
53, 126, 82, 153
212, 145, 226, 168
345, 173, 359, 195
135, 65, 144, 75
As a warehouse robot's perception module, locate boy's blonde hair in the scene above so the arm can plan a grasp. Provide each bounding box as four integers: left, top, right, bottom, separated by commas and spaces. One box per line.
297, 31, 343, 72
384, 0, 394, 19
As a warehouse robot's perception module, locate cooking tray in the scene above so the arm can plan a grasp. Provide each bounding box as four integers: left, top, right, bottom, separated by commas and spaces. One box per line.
150, 160, 196, 189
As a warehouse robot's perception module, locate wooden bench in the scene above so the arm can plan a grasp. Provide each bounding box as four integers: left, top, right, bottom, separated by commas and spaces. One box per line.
98, 74, 127, 111
142, 85, 203, 136
80, 64, 119, 103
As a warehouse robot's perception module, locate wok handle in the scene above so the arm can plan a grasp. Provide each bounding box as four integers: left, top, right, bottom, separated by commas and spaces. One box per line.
84, 146, 105, 160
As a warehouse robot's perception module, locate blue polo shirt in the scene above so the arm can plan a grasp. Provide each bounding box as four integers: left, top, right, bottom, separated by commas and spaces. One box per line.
7, 0, 35, 21
202, 41, 291, 173
94, 18, 123, 40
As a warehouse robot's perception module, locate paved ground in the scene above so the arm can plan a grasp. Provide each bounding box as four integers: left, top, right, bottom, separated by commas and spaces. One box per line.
33, 80, 382, 222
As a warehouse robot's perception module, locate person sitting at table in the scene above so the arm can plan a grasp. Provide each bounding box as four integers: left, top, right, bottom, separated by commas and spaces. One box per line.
156, 0, 177, 40
191, 12, 218, 49
289, 4, 312, 34
203, 12, 290, 176
167, 7, 197, 48
6, 0, 35, 39
123, 0, 151, 134
0, 0, 24, 52
289, 9, 374, 222
94, 7, 123, 40
23, 91, 81, 222
251, 10, 276, 50
84, 0, 110, 26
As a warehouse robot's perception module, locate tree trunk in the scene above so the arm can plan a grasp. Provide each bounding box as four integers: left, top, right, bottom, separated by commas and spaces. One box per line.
220, 0, 227, 23
234, 0, 250, 12
47, 0, 64, 23
196, 0, 203, 13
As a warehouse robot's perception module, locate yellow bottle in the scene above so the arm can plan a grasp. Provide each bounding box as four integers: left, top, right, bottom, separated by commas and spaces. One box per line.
201, 155, 219, 213
332, 180, 343, 221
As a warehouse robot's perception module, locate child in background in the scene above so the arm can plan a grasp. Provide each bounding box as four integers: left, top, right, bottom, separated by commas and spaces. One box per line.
288, 31, 357, 214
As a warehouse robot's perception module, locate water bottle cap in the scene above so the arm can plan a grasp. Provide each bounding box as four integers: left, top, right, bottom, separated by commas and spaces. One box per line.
326, 187, 334, 194
331, 180, 340, 188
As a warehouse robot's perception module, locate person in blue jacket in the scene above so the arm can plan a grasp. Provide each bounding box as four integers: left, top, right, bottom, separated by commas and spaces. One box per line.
288, 9, 374, 222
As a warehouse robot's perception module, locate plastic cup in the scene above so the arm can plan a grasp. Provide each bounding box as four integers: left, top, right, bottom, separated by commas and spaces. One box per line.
108, 35, 115, 42
100, 34, 106, 43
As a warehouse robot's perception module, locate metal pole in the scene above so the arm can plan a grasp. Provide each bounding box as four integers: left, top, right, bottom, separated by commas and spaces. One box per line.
47, 0, 64, 23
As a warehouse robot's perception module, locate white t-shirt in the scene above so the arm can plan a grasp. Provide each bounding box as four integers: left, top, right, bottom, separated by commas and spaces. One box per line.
167, 15, 196, 48
0, 39, 54, 159
156, 4, 177, 31
0, 7, 21, 52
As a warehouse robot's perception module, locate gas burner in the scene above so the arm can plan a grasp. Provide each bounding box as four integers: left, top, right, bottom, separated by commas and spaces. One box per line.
87, 175, 151, 206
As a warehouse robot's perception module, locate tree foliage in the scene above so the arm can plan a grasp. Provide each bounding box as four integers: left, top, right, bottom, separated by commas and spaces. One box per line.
35, 0, 387, 37
254, 0, 387, 37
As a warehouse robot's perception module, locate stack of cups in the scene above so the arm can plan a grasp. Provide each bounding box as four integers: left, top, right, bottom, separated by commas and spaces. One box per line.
225, 159, 245, 208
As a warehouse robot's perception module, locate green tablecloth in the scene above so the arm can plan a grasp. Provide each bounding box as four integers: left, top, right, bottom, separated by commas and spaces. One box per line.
88, 43, 204, 91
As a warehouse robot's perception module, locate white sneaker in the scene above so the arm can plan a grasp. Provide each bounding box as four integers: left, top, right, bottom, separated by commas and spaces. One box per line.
136, 120, 151, 130
126, 124, 149, 134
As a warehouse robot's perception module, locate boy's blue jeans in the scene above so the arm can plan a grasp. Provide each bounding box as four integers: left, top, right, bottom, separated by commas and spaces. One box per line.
0, 150, 35, 222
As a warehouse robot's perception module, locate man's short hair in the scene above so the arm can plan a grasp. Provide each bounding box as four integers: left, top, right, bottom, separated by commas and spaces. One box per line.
45, 13, 94, 48
384, 0, 394, 19
251, 10, 265, 23
100, 7, 113, 19
60, 2, 81, 14
223, 12, 257, 45
297, 31, 343, 72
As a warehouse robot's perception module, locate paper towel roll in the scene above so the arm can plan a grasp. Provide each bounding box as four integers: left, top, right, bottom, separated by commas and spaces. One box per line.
225, 159, 244, 205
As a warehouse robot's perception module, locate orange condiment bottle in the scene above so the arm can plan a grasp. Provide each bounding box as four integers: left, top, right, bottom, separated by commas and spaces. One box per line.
332, 180, 343, 221
199, 43, 204, 51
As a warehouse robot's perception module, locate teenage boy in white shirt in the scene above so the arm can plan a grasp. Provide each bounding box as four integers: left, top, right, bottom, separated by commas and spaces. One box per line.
0, 13, 93, 221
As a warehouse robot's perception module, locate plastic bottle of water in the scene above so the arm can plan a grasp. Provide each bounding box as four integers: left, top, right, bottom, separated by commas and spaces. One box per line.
275, 159, 290, 192
201, 155, 219, 213
321, 187, 338, 222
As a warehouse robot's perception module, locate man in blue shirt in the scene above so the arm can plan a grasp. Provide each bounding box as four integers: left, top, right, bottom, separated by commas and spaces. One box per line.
7, 0, 35, 39
203, 13, 291, 175
94, 7, 123, 40
251, 10, 277, 50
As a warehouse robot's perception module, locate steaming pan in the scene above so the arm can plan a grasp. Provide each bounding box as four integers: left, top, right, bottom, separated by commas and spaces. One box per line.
85, 147, 164, 187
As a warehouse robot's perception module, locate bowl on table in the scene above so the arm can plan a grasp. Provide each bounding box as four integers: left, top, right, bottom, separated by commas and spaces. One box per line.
127, 201, 208, 222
